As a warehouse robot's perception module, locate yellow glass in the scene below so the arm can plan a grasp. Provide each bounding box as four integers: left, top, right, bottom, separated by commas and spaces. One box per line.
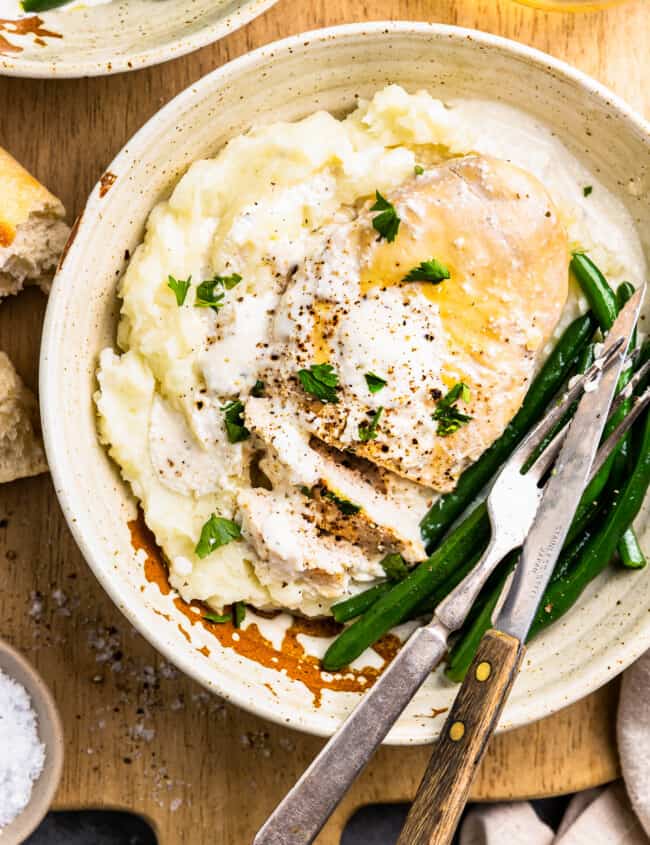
515, 0, 628, 9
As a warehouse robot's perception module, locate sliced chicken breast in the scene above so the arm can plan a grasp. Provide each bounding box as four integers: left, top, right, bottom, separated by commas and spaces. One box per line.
245, 397, 431, 562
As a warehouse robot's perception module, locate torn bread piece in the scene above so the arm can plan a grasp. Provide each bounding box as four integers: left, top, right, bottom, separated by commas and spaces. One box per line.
0, 351, 47, 483
0, 147, 70, 298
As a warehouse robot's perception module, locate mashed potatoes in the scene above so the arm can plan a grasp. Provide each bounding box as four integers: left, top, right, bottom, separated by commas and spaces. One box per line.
96, 86, 645, 618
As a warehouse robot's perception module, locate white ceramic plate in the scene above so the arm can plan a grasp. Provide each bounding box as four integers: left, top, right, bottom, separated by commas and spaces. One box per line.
41, 22, 650, 744
0, 0, 277, 78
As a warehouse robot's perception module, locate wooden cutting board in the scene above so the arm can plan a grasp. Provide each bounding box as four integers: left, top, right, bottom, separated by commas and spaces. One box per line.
1, 0, 647, 841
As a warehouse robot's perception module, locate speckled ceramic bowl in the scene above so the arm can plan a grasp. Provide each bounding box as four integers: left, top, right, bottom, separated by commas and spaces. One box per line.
41, 23, 650, 743
0, 0, 277, 78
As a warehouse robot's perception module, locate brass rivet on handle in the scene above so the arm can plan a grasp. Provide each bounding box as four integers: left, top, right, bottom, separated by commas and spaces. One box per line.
449, 721, 465, 742
475, 661, 492, 682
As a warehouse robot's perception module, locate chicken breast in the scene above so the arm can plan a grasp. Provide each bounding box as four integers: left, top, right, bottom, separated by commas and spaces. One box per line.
237, 487, 385, 597
261, 154, 569, 489
244, 397, 431, 562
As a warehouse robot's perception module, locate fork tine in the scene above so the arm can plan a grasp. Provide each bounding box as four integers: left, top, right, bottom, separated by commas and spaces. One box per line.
605, 356, 650, 422
526, 355, 647, 481
524, 346, 645, 478
525, 421, 568, 482
587, 387, 650, 484
509, 336, 626, 472
627, 345, 642, 368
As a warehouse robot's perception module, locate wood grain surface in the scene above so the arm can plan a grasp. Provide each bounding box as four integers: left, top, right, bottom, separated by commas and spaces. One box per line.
1, 0, 646, 842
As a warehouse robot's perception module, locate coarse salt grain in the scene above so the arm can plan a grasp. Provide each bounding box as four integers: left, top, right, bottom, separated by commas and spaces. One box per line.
0, 669, 46, 829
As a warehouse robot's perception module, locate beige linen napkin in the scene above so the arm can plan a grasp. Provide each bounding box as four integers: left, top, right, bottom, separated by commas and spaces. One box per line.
458, 652, 650, 844
619, 652, 650, 837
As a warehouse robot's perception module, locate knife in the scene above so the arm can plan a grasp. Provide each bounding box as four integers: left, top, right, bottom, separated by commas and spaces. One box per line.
396, 288, 644, 845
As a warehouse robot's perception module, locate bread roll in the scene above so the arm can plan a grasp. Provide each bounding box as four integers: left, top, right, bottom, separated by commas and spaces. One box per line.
0, 146, 70, 298
0, 351, 47, 483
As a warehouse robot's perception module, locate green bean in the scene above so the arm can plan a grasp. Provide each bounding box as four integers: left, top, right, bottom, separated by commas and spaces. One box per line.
420, 313, 596, 550
611, 283, 640, 567
618, 528, 646, 569
613, 284, 646, 573
21, 0, 69, 10
616, 282, 638, 357
576, 342, 597, 373
617, 281, 637, 311
530, 407, 650, 637
446, 558, 516, 683
571, 253, 618, 331
406, 545, 486, 620
568, 394, 629, 542
569, 281, 638, 538
633, 340, 650, 397
637, 338, 650, 373
321, 503, 490, 671
331, 582, 393, 623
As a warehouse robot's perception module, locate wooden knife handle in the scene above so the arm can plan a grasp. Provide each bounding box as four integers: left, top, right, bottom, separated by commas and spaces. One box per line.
397, 629, 525, 845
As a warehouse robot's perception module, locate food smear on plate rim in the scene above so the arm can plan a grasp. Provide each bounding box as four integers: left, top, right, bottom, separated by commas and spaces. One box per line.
95, 85, 646, 682
129, 514, 403, 706
0, 14, 60, 54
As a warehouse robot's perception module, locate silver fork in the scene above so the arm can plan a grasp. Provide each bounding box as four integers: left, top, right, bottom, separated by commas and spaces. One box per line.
254, 333, 648, 845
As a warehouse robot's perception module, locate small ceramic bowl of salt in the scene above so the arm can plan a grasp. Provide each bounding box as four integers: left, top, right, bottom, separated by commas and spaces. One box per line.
0, 638, 63, 844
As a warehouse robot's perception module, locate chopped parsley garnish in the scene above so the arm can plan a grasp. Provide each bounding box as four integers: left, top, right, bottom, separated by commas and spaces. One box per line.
195, 514, 242, 559
370, 191, 401, 243
222, 400, 250, 443
322, 488, 361, 516
203, 611, 232, 624
432, 382, 472, 437
297, 363, 340, 404
251, 379, 265, 398
365, 372, 387, 394
195, 279, 225, 311
358, 406, 383, 442
215, 273, 243, 290
583, 185, 593, 197
167, 274, 191, 306
194, 273, 242, 311
403, 259, 450, 284
381, 552, 408, 581
233, 601, 246, 628
300, 485, 314, 498
414, 164, 424, 176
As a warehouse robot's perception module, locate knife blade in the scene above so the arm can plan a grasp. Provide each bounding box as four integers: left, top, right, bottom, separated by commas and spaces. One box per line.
496, 285, 645, 642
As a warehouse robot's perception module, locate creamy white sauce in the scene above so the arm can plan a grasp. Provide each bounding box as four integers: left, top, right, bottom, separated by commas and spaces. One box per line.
95, 86, 646, 618
149, 396, 239, 497
200, 289, 278, 396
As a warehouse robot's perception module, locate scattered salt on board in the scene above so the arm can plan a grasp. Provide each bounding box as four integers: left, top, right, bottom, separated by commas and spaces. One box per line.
0, 669, 45, 829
